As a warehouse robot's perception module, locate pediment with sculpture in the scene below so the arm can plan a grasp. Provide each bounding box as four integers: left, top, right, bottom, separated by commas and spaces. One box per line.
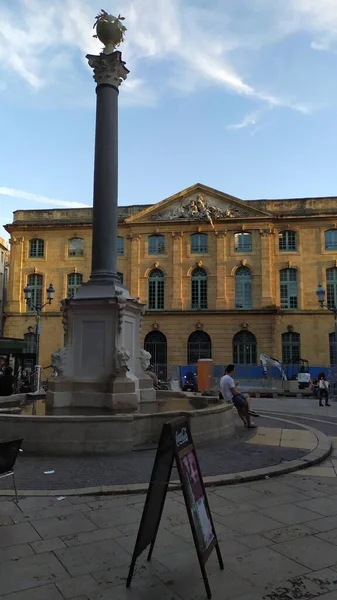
124, 184, 270, 225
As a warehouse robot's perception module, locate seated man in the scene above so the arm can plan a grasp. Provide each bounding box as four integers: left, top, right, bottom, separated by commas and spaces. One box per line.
220, 364, 257, 428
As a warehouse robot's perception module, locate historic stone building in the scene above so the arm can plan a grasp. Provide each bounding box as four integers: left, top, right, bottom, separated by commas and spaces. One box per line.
3, 183, 337, 376
0, 237, 9, 337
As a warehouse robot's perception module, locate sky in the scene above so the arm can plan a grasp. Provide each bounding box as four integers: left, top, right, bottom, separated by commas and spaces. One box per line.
1, 0, 337, 240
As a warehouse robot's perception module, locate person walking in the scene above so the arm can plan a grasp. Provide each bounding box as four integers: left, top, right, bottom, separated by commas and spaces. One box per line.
318, 372, 330, 407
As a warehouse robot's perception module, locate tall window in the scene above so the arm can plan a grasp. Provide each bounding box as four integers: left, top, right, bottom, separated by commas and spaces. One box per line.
117, 272, 124, 284
327, 268, 337, 310
234, 232, 252, 252
279, 231, 297, 252
235, 266, 252, 309
191, 267, 208, 309
67, 273, 83, 298
27, 274, 43, 310
329, 332, 337, 366
68, 238, 84, 257
148, 268, 164, 310
280, 268, 298, 309
325, 230, 337, 251
117, 237, 124, 256
148, 235, 165, 255
29, 238, 44, 258
282, 332, 300, 364
144, 331, 167, 379
191, 233, 208, 254
187, 331, 212, 364
233, 331, 257, 365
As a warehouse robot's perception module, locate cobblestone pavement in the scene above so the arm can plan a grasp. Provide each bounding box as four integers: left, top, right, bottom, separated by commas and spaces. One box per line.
4, 467, 337, 599
0, 417, 308, 490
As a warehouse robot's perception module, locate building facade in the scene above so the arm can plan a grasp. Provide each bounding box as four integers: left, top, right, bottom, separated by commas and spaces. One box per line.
0, 237, 9, 337
3, 183, 337, 376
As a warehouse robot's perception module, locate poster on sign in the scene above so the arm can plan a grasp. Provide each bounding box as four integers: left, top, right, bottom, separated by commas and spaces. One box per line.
126, 417, 223, 599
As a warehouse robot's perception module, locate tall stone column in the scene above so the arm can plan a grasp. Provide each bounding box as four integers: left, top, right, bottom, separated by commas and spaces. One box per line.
171, 232, 183, 309
78, 50, 129, 298
215, 231, 227, 309
46, 12, 154, 413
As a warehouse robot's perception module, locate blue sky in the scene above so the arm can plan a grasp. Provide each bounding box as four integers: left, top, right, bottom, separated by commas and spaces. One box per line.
1, 0, 337, 239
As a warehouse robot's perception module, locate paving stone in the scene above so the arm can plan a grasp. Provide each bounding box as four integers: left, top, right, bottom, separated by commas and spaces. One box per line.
87, 580, 183, 600
55, 538, 132, 577
306, 514, 337, 532
31, 512, 97, 539
56, 573, 105, 599
86, 495, 145, 511
209, 502, 257, 517
261, 575, 324, 599
222, 546, 308, 587
169, 521, 240, 545
247, 480, 300, 496
87, 506, 141, 529
252, 492, 311, 508
61, 525, 122, 547
296, 497, 337, 516
270, 536, 337, 570
263, 524, 317, 544
215, 510, 283, 535
257, 503, 322, 525
0, 522, 41, 548
13, 503, 92, 523
0, 543, 34, 562
0, 552, 68, 595
0, 583, 65, 600
236, 533, 271, 549
305, 568, 337, 592
114, 529, 192, 558
317, 527, 337, 545
212, 485, 265, 503
30, 537, 67, 554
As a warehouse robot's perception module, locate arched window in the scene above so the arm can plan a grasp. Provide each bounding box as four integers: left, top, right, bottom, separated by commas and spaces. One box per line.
144, 330, 167, 379
234, 232, 252, 252
327, 268, 337, 310
280, 268, 298, 309
117, 272, 124, 284
187, 331, 212, 364
191, 267, 208, 309
117, 236, 124, 256
279, 230, 297, 252
191, 233, 208, 254
29, 238, 44, 258
235, 266, 252, 309
148, 235, 165, 255
67, 273, 83, 298
329, 332, 337, 366
282, 332, 300, 364
68, 238, 84, 257
148, 269, 164, 310
27, 274, 43, 311
233, 331, 257, 365
325, 230, 337, 251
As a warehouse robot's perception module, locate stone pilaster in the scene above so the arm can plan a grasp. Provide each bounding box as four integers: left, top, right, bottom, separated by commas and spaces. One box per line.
8, 236, 24, 313
128, 234, 141, 299
260, 227, 274, 305
215, 231, 227, 309
171, 232, 183, 309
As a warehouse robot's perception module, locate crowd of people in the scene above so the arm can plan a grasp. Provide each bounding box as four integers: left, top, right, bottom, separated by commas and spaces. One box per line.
0, 356, 32, 396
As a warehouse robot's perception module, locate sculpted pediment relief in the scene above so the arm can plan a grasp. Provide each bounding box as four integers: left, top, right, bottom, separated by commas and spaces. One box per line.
124, 184, 270, 224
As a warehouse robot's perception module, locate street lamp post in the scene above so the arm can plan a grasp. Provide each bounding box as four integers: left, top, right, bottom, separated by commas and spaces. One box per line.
23, 283, 55, 391
316, 284, 337, 398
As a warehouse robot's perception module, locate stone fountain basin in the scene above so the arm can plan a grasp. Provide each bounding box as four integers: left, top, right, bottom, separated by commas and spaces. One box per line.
0, 397, 234, 454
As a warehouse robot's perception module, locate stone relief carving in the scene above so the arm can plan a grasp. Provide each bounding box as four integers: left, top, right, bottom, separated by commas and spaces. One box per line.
139, 349, 152, 371
51, 347, 67, 377
116, 291, 127, 333
150, 194, 253, 222
86, 51, 129, 87
115, 346, 131, 376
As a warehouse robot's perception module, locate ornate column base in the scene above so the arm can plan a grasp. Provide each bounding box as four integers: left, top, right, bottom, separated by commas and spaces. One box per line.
46, 295, 155, 413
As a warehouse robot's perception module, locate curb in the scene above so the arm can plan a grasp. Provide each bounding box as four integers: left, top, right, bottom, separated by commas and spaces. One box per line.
0, 414, 332, 498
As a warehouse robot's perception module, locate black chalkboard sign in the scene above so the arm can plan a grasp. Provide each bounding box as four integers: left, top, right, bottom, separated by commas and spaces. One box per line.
126, 417, 223, 599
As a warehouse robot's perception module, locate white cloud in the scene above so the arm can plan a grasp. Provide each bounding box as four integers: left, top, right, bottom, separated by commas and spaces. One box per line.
0, 187, 90, 209
227, 113, 258, 130
0, 0, 312, 113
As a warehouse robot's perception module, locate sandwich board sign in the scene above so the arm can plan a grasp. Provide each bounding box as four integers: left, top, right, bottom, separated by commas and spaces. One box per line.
126, 417, 224, 599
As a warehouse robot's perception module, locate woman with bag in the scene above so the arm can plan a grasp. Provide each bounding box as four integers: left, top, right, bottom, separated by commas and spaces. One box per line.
318, 372, 330, 407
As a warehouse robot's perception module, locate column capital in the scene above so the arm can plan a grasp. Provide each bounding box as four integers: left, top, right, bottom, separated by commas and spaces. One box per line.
86, 51, 129, 87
